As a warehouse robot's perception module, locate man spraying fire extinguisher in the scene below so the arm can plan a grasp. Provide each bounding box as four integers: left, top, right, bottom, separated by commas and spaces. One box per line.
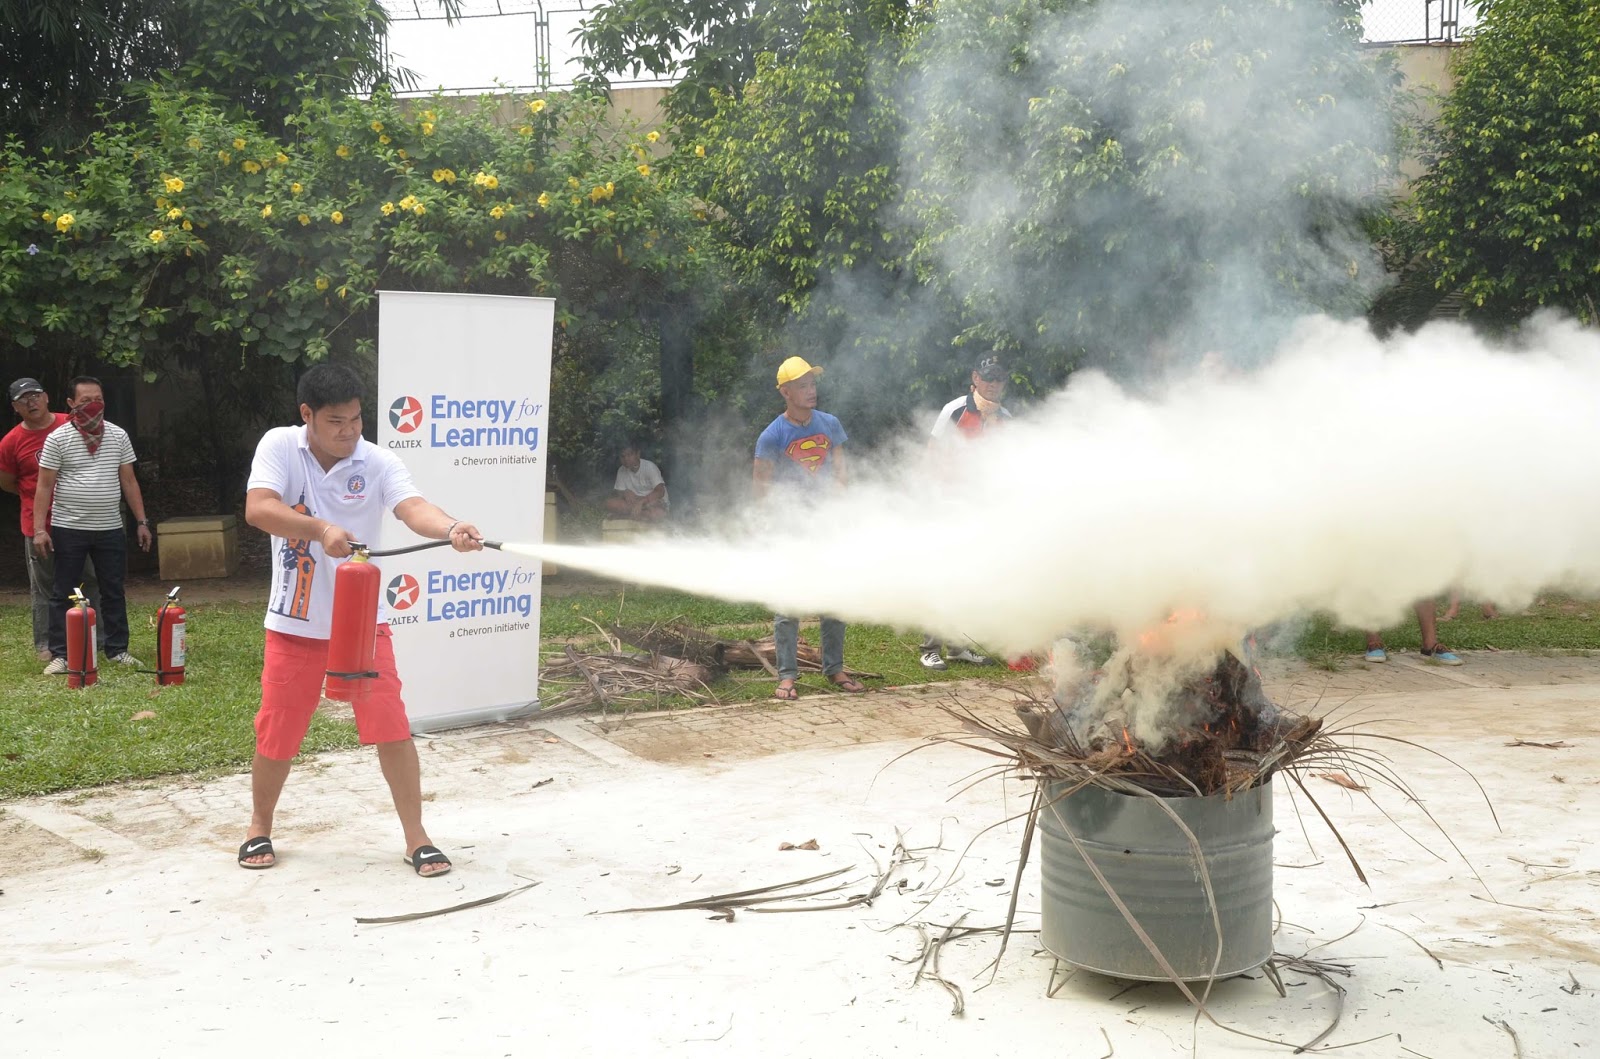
238, 363, 482, 877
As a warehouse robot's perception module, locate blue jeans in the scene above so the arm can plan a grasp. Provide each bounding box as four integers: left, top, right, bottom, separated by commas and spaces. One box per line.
25, 535, 98, 650
47, 526, 128, 659
774, 614, 846, 682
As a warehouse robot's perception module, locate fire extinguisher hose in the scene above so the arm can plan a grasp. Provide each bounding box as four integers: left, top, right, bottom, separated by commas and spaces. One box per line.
346, 538, 507, 557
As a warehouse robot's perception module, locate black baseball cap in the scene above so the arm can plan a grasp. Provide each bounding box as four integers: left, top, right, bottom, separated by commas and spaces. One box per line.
8, 378, 44, 402
974, 355, 1006, 381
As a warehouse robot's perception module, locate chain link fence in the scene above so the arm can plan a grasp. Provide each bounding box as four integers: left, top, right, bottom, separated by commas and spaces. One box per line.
1362, 0, 1483, 45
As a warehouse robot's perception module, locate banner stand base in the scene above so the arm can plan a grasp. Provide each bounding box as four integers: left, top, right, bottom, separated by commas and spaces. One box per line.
410, 699, 540, 736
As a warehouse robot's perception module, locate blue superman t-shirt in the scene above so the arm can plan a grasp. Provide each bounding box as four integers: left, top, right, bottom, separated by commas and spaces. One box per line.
755, 411, 848, 488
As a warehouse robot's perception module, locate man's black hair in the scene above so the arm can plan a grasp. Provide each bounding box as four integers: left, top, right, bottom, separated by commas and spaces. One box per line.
621, 440, 642, 454
68, 375, 102, 399
297, 363, 365, 412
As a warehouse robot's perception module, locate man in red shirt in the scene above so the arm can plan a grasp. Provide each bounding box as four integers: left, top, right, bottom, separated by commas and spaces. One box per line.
0, 378, 96, 661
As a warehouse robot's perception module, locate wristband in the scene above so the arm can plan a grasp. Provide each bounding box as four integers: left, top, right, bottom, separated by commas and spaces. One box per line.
445, 520, 461, 538
136, 519, 150, 527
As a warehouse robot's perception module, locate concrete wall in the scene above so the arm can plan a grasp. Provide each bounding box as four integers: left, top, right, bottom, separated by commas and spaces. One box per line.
1386, 42, 1465, 184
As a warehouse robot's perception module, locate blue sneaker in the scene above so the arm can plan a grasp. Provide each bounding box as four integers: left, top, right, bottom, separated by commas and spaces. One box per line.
1422, 645, 1463, 666
1364, 647, 1387, 664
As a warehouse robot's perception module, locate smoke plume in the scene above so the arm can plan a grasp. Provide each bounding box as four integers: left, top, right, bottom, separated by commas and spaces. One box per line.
521, 313, 1600, 670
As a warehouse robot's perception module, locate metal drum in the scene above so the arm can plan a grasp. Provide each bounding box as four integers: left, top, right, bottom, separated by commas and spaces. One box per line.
1038, 780, 1274, 981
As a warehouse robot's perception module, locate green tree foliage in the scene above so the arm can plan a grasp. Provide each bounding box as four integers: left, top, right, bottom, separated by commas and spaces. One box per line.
0, 87, 710, 482
688, 0, 917, 312
0, 0, 184, 148
173, 0, 438, 131
575, 0, 814, 120
903, 0, 1397, 380
1410, 0, 1600, 322
0, 0, 458, 148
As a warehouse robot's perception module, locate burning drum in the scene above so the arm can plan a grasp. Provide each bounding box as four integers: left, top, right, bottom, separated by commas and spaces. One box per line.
1038, 779, 1274, 981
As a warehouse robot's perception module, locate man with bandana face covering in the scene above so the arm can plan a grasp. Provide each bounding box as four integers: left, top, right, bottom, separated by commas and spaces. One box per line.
34, 376, 152, 674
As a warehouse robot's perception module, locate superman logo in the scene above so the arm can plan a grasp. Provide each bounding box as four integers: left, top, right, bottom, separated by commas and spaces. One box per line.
785, 433, 831, 473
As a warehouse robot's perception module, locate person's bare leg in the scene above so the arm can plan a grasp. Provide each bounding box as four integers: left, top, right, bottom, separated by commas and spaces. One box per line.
375, 739, 445, 875
1482, 602, 1500, 619
1440, 590, 1460, 622
1365, 631, 1384, 650
242, 754, 293, 866
1416, 599, 1441, 652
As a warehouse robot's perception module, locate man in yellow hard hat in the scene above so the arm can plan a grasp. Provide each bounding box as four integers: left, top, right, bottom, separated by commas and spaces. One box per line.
752, 356, 864, 700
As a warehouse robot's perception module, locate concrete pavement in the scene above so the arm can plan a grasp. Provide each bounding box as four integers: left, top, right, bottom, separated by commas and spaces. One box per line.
3, 652, 1599, 1057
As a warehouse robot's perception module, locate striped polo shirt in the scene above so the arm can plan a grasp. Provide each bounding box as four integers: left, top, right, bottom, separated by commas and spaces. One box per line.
37, 421, 136, 531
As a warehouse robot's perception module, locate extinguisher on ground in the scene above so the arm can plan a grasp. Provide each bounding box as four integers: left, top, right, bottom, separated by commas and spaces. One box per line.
156, 586, 186, 686
66, 585, 98, 689
325, 550, 381, 703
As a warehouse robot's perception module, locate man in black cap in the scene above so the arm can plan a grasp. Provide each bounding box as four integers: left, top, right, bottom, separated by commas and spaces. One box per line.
0, 378, 95, 661
917, 354, 1013, 670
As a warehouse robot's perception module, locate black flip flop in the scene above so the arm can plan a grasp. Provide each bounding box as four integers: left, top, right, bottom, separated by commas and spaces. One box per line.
238, 836, 275, 869
404, 845, 453, 877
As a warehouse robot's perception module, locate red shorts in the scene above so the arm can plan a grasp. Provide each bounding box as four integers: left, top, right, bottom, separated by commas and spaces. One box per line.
255, 625, 411, 760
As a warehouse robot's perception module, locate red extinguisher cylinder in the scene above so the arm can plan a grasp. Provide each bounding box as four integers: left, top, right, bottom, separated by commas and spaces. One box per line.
157, 587, 187, 686
325, 555, 381, 703
66, 587, 98, 689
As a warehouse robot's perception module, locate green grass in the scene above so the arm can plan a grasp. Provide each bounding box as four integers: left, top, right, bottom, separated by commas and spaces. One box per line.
4, 589, 1600, 800
0, 602, 355, 800
1293, 594, 1600, 657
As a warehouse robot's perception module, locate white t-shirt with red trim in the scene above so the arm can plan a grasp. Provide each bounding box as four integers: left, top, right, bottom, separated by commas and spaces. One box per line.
247, 426, 422, 640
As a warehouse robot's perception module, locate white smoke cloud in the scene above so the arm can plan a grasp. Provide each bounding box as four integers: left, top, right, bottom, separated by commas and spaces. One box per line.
518, 313, 1600, 664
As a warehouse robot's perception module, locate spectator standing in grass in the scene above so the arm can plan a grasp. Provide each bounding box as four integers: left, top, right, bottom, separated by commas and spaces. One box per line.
0, 377, 96, 661
918, 353, 1010, 671
34, 376, 147, 674
1364, 601, 1463, 666
753, 356, 865, 701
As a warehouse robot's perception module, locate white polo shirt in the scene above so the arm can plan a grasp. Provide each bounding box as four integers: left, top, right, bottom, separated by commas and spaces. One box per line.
247, 426, 422, 640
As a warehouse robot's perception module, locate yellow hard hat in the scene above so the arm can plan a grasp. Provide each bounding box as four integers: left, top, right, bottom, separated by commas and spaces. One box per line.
776, 355, 824, 388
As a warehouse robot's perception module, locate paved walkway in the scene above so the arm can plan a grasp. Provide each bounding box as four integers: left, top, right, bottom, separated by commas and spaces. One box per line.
2, 649, 1590, 872
4, 652, 1598, 1058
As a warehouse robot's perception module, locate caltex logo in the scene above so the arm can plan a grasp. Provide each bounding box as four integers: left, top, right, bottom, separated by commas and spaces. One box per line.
388, 395, 423, 433
386, 573, 420, 610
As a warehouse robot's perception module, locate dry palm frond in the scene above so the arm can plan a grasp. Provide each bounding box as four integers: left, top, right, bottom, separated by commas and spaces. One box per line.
536, 647, 717, 716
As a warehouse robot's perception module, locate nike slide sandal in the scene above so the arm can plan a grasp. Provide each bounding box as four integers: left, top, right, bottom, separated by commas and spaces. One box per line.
238, 836, 276, 869
405, 844, 453, 877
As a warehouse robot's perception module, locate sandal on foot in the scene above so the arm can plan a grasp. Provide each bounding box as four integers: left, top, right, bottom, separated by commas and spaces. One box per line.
773, 681, 800, 701
238, 836, 276, 870
829, 676, 867, 694
405, 845, 453, 877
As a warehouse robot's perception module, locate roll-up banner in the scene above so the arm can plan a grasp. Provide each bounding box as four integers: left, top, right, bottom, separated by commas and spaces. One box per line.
376, 291, 553, 732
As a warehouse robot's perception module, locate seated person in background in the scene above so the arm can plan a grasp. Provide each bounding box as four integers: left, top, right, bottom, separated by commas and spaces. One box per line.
604, 442, 669, 522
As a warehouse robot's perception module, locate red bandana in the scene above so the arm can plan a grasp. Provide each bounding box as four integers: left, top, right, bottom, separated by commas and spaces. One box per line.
70, 399, 105, 455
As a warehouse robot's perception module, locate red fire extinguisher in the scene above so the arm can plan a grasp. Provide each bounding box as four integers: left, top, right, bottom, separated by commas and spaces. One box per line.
325, 550, 381, 703
66, 585, 98, 689
156, 586, 186, 686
